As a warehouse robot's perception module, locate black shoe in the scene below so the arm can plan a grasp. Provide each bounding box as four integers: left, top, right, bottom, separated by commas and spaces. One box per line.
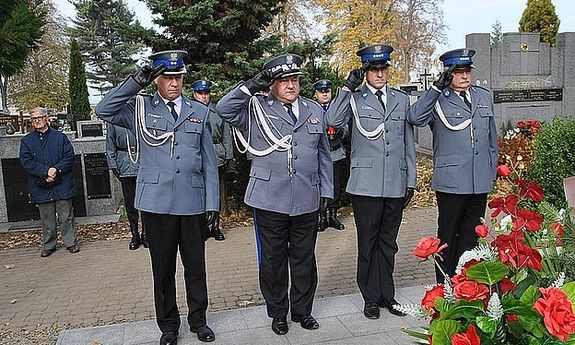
316, 210, 327, 232
160, 331, 178, 345
363, 302, 380, 319
129, 236, 141, 250
190, 325, 215, 342
328, 209, 345, 230
291, 314, 319, 330
271, 316, 288, 335
40, 248, 56, 257
140, 226, 149, 248
212, 228, 225, 241
379, 297, 406, 317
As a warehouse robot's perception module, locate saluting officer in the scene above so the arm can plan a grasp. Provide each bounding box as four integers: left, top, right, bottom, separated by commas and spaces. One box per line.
313, 79, 347, 232
106, 123, 148, 250
192, 79, 233, 241
96, 50, 219, 345
408, 49, 498, 283
216, 53, 333, 336
326, 44, 416, 320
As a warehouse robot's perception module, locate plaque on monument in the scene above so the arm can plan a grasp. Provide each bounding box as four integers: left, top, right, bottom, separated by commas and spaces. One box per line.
84, 153, 111, 199
2, 156, 86, 222
77, 120, 104, 137
493, 88, 563, 104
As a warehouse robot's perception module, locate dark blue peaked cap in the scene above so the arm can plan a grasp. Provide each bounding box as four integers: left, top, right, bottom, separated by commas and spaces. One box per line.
313, 80, 332, 91
356, 44, 394, 67
439, 48, 476, 69
148, 50, 187, 75
263, 53, 303, 80
192, 80, 213, 91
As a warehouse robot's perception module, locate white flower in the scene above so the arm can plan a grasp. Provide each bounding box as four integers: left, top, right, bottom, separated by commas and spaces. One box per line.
558, 209, 565, 221
486, 293, 503, 320
455, 244, 497, 275
551, 272, 565, 288
394, 303, 430, 319
500, 215, 513, 231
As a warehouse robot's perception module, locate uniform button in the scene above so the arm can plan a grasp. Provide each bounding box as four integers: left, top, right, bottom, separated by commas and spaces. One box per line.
293, 129, 297, 133
475, 152, 479, 155
293, 142, 297, 146
293, 155, 298, 160
174, 142, 179, 146
176, 155, 180, 159
293, 170, 297, 174
174, 128, 178, 132
385, 129, 389, 133
176, 169, 181, 173
386, 141, 390, 145
473, 126, 477, 130
385, 153, 389, 157
475, 138, 478, 142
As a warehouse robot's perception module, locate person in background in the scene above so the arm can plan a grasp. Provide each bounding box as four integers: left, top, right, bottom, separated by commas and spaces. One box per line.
407, 48, 498, 283
106, 123, 148, 250
313, 79, 346, 232
192, 79, 233, 241
19, 107, 79, 257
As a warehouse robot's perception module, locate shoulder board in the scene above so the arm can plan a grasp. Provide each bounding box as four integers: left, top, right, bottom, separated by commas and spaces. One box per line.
389, 87, 408, 95
302, 97, 322, 108
136, 91, 151, 97
472, 85, 491, 92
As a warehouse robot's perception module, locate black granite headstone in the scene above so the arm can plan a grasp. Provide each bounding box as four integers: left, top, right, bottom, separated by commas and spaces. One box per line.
84, 153, 111, 199
78, 122, 104, 137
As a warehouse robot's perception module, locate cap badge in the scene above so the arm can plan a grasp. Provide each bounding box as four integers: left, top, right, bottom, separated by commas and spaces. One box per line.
374, 45, 382, 53
286, 54, 294, 64
463, 49, 468, 55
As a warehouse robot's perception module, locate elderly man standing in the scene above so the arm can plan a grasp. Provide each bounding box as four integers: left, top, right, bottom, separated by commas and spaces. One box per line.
407, 49, 498, 283
192, 79, 233, 241
96, 50, 219, 345
217, 54, 333, 335
326, 44, 416, 319
19, 107, 79, 257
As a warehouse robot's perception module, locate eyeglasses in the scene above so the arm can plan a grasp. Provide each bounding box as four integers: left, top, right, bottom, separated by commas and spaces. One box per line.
30, 116, 47, 122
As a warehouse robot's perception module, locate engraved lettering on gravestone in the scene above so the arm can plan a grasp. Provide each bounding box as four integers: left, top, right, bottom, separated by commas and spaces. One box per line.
505, 76, 552, 89
493, 88, 563, 104
84, 153, 111, 199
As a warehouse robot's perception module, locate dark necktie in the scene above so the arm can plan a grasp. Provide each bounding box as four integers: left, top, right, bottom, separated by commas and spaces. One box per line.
167, 101, 178, 121
285, 103, 297, 124
460, 91, 472, 110
375, 90, 386, 112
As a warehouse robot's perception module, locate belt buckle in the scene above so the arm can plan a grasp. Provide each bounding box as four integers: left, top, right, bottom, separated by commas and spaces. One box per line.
129, 147, 137, 154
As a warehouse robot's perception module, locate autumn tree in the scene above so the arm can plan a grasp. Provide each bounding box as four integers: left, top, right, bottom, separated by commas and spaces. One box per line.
264, 0, 319, 48
68, 38, 91, 129
68, 0, 144, 94
9, 0, 69, 111
0, 0, 46, 109
519, 0, 560, 46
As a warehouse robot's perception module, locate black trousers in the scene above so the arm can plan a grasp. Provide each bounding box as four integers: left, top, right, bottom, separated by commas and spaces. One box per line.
253, 208, 318, 318
435, 192, 487, 282
142, 212, 208, 333
328, 159, 345, 209
351, 195, 404, 303
119, 176, 139, 228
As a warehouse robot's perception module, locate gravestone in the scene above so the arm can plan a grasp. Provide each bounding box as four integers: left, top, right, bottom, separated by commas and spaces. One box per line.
84, 153, 111, 199
77, 120, 104, 138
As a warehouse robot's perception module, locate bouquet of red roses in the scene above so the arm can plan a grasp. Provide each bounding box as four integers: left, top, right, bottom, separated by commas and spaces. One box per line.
400, 165, 572, 344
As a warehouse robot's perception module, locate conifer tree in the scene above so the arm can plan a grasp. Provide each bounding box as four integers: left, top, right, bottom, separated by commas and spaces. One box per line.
519, 0, 560, 46
68, 38, 91, 130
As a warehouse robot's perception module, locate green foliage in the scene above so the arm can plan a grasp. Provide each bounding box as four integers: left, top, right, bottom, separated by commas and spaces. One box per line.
68, 38, 91, 130
0, 0, 46, 108
68, 0, 144, 93
491, 19, 502, 46
519, 0, 560, 46
528, 117, 575, 209
466, 261, 509, 285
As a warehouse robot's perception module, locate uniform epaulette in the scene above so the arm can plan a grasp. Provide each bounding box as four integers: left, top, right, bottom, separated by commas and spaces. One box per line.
136, 92, 152, 97
389, 87, 407, 95
472, 85, 491, 92
302, 97, 322, 109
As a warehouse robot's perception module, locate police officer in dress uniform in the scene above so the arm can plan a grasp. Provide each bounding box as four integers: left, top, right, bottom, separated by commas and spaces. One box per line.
326, 44, 416, 319
216, 53, 333, 336
192, 79, 232, 241
96, 50, 219, 345
313, 80, 346, 232
407, 49, 498, 283
106, 123, 148, 250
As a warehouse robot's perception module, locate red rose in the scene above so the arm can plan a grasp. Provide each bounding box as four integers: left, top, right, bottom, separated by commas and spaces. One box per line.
413, 237, 448, 259
551, 222, 565, 237
454, 280, 490, 302
451, 273, 468, 285
452, 325, 481, 345
421, 284, 444, 309
499, 278, 516, 294
475, 224, 488, 238
496, 164, 511, 177
517, 120, 527, 128
534, 287, 575, 341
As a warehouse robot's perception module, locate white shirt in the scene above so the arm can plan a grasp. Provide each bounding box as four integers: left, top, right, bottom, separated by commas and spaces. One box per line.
366, 83, 387, 108
160, 95, 183, 116
283, 100, 300, 120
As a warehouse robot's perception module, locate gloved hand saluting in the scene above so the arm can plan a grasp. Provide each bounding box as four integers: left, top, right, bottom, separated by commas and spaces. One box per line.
432, 64, 456, 90
343, 68, 365, 91
320, 197, 332, 211
132, 64, 167, 88
244, 70, 276, 94
403, 187, 415, 209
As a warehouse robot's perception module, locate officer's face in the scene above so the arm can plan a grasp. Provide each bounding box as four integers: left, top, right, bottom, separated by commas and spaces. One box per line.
450, 68, 472, 92
365, 66, 389, 89
194, 91, 211, 105
155, 74, 183, 101
272, 75, 300, 104
314, 89, 332, 105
